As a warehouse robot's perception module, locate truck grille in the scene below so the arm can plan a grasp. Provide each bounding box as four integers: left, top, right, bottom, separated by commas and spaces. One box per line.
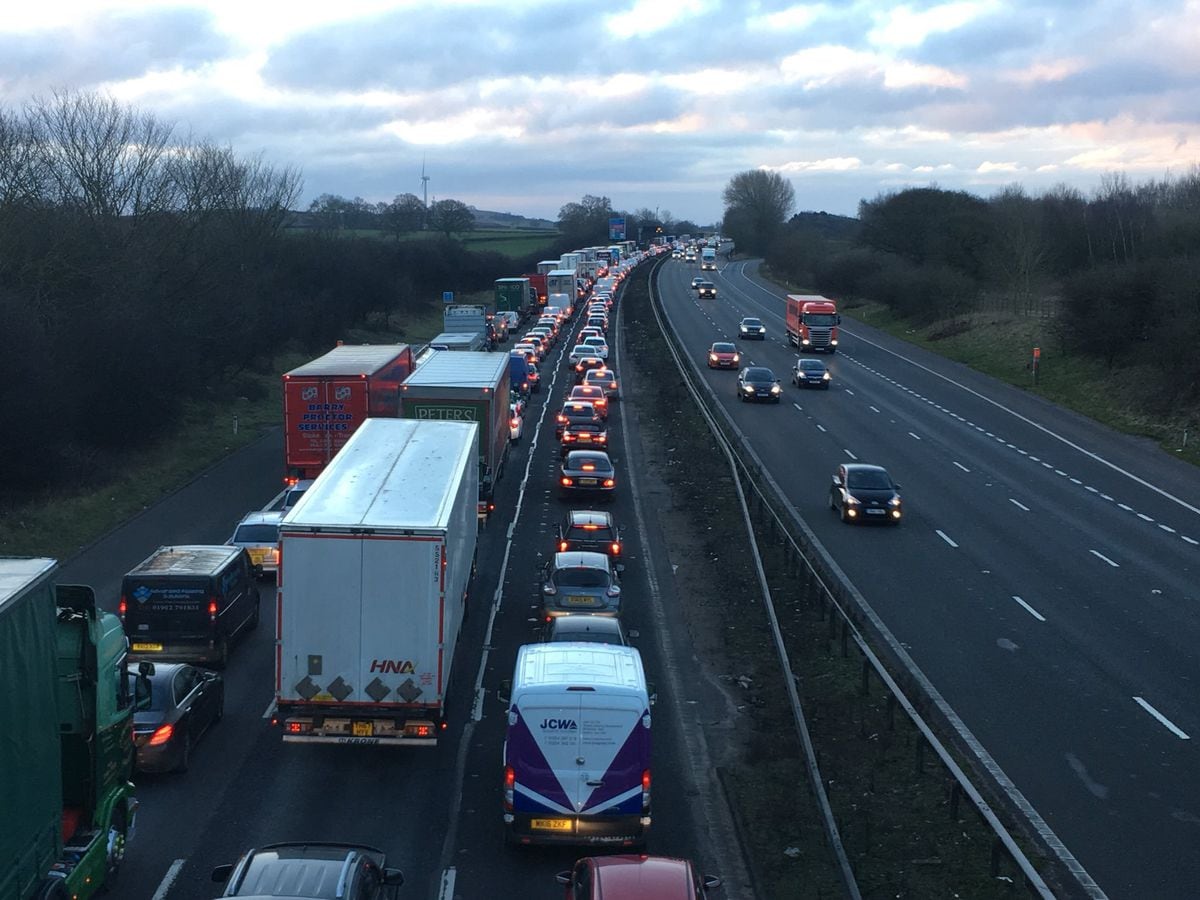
809, 327, 832, 348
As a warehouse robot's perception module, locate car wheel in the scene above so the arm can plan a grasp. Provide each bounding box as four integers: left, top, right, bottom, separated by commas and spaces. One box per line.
829, 492, 837, 511
822, 383, 830, 390
174, 730, 191, 773
102, 804, 129, 887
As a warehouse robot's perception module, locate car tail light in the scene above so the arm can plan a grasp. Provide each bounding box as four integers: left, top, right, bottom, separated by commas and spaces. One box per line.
561, 477, 573, 486
148, 723, 174, 747
642, 769, 651, 811
510, 417, 519, 428
208, 599, 219, 618
611, 542, 621, 555
285, 719, 312, 734
504, 765, 515, 811
604, 479, 615, 487
118, 597, 127, 618
582, 463, 595, 471
559, 540, 569, 552
404, 721, 435, 738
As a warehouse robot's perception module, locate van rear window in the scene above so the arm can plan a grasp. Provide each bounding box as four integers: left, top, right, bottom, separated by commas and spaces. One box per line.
233, 524, 279, 543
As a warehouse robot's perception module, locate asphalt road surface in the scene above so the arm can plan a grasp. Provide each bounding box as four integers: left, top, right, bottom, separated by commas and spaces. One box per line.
57, 264, 750, 900
657, 254, 1200, 899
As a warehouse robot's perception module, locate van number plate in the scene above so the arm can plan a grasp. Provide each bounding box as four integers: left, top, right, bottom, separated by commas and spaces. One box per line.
352, 721, 373, 737
531, 818, 573, 832
131, 642, 163, 652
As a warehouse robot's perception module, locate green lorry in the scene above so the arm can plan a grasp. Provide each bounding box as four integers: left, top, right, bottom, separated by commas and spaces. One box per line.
1, 558, 139, 900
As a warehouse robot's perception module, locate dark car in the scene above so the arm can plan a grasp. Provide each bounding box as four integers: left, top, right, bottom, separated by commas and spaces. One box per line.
129, 661, 223, 773
736, 367, 782, 403
540, 551, 622, 621
212, 842, 403, 899
829, 463, 903, 524
697, 282, 717, 299
738, 317, 766, 340
792, 357, 832, 389
558, 855, 721, 899
555, 400, 600, 438
707, 342, 740, 369
559, 450, 616, 497
543, 614, 628, 645
556, 509, 623, 559
560, 419, 609, 455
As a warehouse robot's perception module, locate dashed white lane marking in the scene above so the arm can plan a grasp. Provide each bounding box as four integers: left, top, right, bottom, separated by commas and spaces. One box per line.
1090, 550, 1119, 567
792, 402, 803, 411
908, 431, 921, 440
1009, 499, 1031, 511
844, 449, 858, 460
816, 424, 827, 433
869, 405, 880, 413
1183, 535, 1199, 546
151, 859, 186, 900
953, 461, 970, 472
1158, 524, 1177, 534
438, 867, 457, 900
936, 530, 959, 548
845, 389, 854, 395
1136, 513, 1154, 522
1133, 697, 1191, 740
1012, 596, 1046, 622
1118, 503, 1134, 511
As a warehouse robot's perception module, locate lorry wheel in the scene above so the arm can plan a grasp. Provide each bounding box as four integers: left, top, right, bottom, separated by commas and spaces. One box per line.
102, 805, 128, 887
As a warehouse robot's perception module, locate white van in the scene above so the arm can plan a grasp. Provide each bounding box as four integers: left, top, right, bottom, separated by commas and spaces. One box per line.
502, 643, 652, 847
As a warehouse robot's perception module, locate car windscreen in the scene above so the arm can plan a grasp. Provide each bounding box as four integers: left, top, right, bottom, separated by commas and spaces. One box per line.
799, 361, 825, 371
743, 319, 762, 326
713, 343, 735, 353
555, 568, 610, 588
847, 470, 893, 490
745, 368, 774, 382
233, 524, 279, 543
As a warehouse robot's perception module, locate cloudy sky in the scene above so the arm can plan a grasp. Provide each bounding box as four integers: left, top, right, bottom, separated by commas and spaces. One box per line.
1, 0, 1197, 223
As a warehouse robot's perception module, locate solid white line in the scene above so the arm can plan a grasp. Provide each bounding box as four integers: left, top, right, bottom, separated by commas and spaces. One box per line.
1090, 550, 1119, 567
261, 700, 276, 720
438, 868, 457, 900
1183, 535, 1199, 546
1012, 596, 1046, 622
151, 859, 186, 900
953, 461, 970, 472
1133, 697, 1191, 740
844, 449, 858, 460
1137, 513, 1154, 522
1009, 499, 1030, 511
908, 431, 921, 440
842, 328, 1200, 517
936, 530, 959, 548
869, 405, 880, 413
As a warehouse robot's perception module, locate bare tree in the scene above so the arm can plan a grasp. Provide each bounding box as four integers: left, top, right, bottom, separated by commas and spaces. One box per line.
722, 169, 795, 255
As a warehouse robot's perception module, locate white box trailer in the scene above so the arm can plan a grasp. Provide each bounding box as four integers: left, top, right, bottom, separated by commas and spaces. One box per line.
276, 418, 479, 746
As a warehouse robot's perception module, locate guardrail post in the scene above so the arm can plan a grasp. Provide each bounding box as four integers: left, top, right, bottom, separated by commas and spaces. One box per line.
915, 735, 925, 775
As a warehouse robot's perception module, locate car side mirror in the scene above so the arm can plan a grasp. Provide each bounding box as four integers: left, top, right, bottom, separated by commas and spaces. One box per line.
556, 872, 572, 886
382, 867, 404, 887
607, 585, 621, 597
212, 864, 233, 883
702, 875, 723, 889
498, 679, 512, 704
138, 660, 156, 677
831, 475, 842, 486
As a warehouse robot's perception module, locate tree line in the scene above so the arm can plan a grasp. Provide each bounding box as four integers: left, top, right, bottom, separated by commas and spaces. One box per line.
722, 167, 1200, 407
305, 192, 476, 239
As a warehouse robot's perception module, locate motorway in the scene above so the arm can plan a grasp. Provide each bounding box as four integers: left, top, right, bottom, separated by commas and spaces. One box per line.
57, 263, 751, 900
657, 254, 1200, 899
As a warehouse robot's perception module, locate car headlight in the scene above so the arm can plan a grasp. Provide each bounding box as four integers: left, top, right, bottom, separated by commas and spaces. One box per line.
709, 353, 718, 361
743, 385, 755, 392
823, 373, 831, 381
739, 326, 747, 332
888, 496, 901, 507
845, 494, 860, 506
770, 385, 781, 394
801, 338, 810, 345
732, 354, 740, 362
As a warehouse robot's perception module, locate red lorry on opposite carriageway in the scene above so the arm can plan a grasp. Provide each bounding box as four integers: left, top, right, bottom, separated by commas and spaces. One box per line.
785, 295, 841, 353
282, 343, 416, 483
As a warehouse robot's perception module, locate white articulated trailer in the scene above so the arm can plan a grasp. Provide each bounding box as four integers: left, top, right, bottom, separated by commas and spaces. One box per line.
275, 418, 479, 746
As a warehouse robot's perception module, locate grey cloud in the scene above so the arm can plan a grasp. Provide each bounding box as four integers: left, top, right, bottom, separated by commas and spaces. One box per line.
0, 8, 230, 100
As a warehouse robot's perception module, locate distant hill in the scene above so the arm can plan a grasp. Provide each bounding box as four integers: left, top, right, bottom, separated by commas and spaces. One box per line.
468, 207, 556, 230
789, 210, 859, 241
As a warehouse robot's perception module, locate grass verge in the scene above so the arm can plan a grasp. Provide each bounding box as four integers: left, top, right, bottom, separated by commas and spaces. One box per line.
622, 262, 1051, 898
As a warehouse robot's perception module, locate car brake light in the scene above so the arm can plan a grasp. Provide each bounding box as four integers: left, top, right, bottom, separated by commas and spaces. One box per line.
559, 541, 569, 551
118, 597, 127, 618
561, 477, 573, 486
285, 720, 311, 734
581, 464, 595, 471
604, 479, 615, 487
510, 418, 519, 428
612, 542, 621, 555
208, 599, 219, 617
583, 524, 599, 530
642, 768, 651, 791
148, 723, 174, 746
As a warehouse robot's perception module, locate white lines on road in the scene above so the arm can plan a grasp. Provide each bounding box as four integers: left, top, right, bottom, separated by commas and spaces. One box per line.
845, 389, 854, 395
1183, 535, 1200, 546
816, 424, 827, 433
792, 402, 803, 411
953, 461, 970, 472
936, 529, 959, 548
151, 859, 186, 900
869, 405, 880, 413
1009, 498, 1031, 511
1090, 550, 1120, 567
1136, 512, 1154, 522
1133, 697, 1191, 740
1085, 485, 1099, 493
1011, 595, 1046, 622
1118, 503, 1134, 511
439, 868, 458, 900
1158, 524, 1177, 534
844, 449, 858, 460
908, 431, 921, 440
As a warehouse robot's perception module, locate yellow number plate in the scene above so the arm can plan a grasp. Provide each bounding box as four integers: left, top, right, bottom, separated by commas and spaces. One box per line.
566, 595, 595, 605
131, 642, 163, 652
531, 818, 573, 832
352, 721, 374, 737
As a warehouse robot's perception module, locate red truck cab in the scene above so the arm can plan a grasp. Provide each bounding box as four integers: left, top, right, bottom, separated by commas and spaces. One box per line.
785, 294, 840, 353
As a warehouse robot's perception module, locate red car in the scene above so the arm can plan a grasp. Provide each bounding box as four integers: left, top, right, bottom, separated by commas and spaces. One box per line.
707, 341, 740, 369
557, 855, 721, 899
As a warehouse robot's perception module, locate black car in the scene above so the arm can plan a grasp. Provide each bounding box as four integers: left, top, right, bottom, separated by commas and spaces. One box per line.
556, 509, 624, 560
736, 367, 782, 403
829, 463, 903, 524
129, 662, 224, 773
560, 420, 609, 455
555, 401, 601, 438
792, 358, 831, 389
559, 450, 616, 497
212, 843, 404, 899
697, 282, 717, 299
738, 317, 766, 340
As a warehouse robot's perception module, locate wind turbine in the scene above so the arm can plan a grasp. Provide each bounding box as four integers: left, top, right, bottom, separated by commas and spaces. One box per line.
420, 157, 430, 209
